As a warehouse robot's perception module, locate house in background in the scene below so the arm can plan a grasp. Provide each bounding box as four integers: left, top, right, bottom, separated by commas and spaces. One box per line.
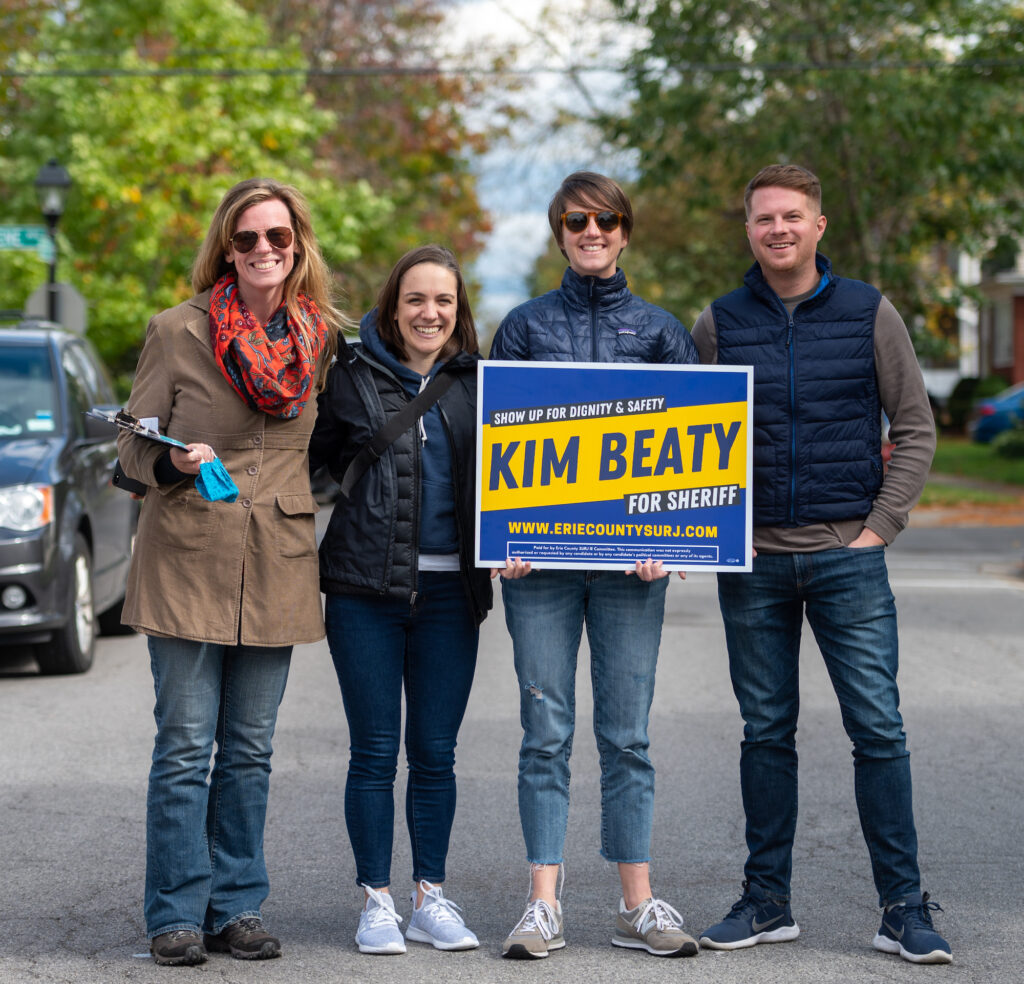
922, 247, 1024, 417
913, 251, 980, 410
972, 246, 1024, 386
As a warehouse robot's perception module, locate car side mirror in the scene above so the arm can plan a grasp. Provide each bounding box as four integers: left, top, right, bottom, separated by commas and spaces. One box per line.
83, 405, 119, 441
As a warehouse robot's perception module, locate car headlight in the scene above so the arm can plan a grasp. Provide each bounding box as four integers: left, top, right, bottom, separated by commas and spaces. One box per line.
0, 484, 54, 532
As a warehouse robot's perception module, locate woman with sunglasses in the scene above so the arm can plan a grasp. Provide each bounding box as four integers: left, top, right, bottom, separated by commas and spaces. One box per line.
490, 171, 700, 960
308, 244, 492, 955
117, 178, 344, 967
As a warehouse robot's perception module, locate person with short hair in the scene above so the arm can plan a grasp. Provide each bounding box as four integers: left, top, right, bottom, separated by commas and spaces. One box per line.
692, 163, 950, 964
490, 171, 700, 960
118, 177, 344, 966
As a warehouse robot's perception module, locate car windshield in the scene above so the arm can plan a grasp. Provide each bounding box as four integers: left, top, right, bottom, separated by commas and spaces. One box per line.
0, 343, 60, 439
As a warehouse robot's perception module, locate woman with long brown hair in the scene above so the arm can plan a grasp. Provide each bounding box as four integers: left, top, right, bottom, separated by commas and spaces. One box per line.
118, 177, 344, 966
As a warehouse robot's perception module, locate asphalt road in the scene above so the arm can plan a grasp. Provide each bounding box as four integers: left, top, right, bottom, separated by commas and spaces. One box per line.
2, 520, 1022, 983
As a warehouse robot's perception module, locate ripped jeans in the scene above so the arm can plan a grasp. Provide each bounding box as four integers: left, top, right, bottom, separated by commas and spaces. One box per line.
501, 570, 668, 864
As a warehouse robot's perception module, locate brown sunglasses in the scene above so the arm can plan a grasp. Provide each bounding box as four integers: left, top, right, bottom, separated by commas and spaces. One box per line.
560, 210, 623, 233
230, 227, 294, 253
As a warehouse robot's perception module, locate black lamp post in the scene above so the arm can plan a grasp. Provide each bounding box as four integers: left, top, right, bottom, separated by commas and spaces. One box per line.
33, 159, 72, 323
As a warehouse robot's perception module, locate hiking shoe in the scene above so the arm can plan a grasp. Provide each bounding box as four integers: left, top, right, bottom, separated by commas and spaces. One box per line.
699, 883, 800, 950
356, 886, 406, 954
406, 881, 479, 950
150, 929, 207, 966
203, 916, 280, 960
502, 898, 565, 959
873, 892, 952, 964
613, 896, 699, 956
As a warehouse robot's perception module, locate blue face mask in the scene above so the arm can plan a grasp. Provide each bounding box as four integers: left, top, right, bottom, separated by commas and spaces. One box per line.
195, 458, 239, 502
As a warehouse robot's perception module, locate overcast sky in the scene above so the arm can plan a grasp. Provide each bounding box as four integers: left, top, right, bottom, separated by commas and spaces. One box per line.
443, 0, 638, 327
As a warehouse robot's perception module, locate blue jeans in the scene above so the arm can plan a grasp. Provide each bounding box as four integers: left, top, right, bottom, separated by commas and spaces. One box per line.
717, 546, 920, 907
501, 570, 668, 864
325, 572, 479, 888
145, 637, 291, 938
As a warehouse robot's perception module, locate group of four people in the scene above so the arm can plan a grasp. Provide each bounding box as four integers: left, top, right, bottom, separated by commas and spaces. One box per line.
116, 164, 951, 968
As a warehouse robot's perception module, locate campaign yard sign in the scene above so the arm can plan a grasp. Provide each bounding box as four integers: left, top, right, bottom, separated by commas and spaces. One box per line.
476, 361, 753, 572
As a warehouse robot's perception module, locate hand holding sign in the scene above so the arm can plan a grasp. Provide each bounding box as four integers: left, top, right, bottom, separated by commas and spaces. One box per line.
476, 362, 753, 572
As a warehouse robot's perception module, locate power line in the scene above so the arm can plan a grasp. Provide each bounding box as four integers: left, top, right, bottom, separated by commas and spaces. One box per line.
0, 64, 591, 79
1, 57, 1022, 80
11, 26, 1018, 62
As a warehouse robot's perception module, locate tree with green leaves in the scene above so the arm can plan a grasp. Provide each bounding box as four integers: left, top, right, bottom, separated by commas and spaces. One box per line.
0, 0, 392, 387
237, 0, 497, 317
0, 0, 494, 390
603, 0, 1024, 353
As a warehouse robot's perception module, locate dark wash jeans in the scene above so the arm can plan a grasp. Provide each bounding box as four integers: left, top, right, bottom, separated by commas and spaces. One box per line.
325, 571, 478, 888
717, 545, 921, 907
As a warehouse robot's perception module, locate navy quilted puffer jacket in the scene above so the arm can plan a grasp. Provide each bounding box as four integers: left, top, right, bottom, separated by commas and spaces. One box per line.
490, 266, 697, 365
712, 254, 883, 527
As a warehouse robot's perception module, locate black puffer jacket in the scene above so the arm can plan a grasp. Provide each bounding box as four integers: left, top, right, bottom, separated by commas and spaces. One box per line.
309, 340, 492, 625
491, 265, 697, 364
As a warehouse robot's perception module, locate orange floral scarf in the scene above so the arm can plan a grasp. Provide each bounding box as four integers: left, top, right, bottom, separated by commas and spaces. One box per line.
209, 273, 326, 419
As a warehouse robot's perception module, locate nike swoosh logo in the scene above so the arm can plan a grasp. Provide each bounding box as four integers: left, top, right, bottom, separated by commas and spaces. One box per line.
751, 914, 784, 932
882, 920, 904, 941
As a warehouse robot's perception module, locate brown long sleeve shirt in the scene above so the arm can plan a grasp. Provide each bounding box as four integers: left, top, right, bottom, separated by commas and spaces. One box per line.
692, 290, 936, 553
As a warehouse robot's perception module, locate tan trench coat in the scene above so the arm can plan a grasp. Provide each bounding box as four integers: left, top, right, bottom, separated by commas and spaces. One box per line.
117, 291, 325, 646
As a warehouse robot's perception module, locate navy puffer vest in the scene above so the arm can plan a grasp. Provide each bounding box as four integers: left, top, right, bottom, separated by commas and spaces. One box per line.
712, 254, 883, 527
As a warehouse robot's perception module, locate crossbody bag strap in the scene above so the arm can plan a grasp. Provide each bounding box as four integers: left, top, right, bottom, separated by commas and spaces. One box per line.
338, 370, 457, 499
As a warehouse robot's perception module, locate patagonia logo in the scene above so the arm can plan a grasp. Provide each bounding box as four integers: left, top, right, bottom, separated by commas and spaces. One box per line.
617, 327, 637, 335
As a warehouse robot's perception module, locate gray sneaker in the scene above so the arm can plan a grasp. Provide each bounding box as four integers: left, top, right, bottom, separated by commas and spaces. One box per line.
612, 897, 699, 957
502, 899, 565, 959
406, 882, 479, 950
356, 887, 406, 955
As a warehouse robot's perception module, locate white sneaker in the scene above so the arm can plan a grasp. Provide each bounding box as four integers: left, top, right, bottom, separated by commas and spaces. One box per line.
405, 881, 479, 950
356, 886, 406, 955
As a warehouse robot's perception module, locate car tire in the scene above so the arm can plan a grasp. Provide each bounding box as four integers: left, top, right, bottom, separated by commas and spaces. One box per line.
98, 525, 138, 637
37, 533, 96, 675
97, 596, 135, 636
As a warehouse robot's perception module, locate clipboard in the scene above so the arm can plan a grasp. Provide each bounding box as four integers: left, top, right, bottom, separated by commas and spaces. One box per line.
91, 408, 238, 503
86, 408, 190, 451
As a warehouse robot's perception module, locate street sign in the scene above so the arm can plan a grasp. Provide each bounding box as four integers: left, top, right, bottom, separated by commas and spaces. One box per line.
0, 225, 48, 249
0, 224, 54, 262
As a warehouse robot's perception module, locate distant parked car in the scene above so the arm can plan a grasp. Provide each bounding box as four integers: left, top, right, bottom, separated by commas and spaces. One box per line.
0, 317, 137, 674
967, 381, 1024, 444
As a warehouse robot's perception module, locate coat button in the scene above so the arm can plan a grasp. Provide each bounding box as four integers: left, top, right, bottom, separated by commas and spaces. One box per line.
247, 465, 258, 476
253, 435, 263, 446
241, 498, 253, 508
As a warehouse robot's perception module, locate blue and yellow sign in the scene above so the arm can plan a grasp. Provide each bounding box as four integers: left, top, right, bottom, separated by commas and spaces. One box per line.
476, 361, 752, 571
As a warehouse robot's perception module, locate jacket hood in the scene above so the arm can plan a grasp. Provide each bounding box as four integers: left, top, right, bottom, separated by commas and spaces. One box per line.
359, 308, 425, 385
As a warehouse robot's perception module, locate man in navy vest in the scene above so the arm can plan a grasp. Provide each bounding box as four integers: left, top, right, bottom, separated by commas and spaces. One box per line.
691, 164, 950, 964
